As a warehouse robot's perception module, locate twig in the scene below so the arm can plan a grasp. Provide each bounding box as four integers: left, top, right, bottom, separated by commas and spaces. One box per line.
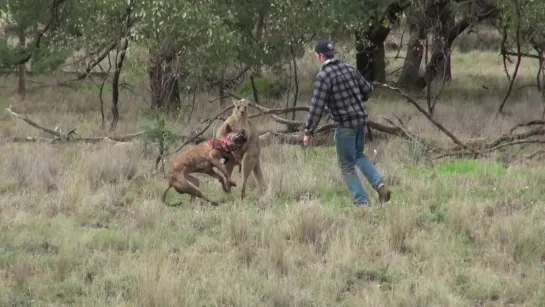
208, 95, 230, 103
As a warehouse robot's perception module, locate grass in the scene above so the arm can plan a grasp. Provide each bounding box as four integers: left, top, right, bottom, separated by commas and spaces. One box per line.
1, 42, 545, 306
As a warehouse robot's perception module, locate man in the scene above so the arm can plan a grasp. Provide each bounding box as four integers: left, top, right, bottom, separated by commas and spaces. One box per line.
303, 40, 391, 207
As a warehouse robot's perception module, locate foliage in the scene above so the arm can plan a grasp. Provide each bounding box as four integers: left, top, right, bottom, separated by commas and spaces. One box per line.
498, 0, 545, 50
0, 38, 26, 69
30, 45, 70, 73
139, 111, 179, 157
235, 77, 286, 101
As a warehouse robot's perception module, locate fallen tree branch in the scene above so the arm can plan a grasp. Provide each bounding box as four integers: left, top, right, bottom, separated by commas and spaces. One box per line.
434, 125, 545, 159
372, 82, 474, 152
6, 106, 144, 143
508, 120, 545, 134
221, 90, 412, 140
206, 86, 544, 160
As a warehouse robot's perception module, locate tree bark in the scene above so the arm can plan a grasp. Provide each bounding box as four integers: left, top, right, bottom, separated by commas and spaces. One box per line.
110, 38, 129, 131
372, 36, 387, 82
17, 28, 26, 97
430, 3, 454, 82
418, 1, 498, 91
355, 32, 375, 82
149, 50, 181, 114
355, 30, 390, 83
396, 0, 450, 91
396, 22, 426, 91
354, 2, 410, 83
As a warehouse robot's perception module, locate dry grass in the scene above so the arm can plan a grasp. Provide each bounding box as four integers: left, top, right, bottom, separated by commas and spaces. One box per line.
1, 44, 545, 307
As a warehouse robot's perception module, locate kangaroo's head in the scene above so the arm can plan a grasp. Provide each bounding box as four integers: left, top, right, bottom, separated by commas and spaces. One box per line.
232, 98, 250, 119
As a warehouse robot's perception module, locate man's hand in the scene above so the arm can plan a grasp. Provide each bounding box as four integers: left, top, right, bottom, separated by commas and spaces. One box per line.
303, 134, 312, 147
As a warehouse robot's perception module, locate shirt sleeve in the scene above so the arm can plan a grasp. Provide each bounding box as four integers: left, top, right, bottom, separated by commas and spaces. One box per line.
356, 70, 373, 101
304, 72, 330, 136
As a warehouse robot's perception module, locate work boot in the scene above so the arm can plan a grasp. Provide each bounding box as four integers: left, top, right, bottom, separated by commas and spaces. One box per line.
377, 185, 391, 204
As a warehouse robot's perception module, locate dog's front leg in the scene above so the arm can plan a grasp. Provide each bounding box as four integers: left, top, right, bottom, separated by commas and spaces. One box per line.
210, 159, 237, 188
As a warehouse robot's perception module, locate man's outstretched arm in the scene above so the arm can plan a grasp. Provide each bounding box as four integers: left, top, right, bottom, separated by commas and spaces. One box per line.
304, 73, 330, 136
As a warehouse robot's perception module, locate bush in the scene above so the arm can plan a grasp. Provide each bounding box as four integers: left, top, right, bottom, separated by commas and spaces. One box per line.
30, 46, 69, 74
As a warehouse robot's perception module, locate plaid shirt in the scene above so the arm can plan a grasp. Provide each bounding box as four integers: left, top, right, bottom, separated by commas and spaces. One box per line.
304, 58, 373, 136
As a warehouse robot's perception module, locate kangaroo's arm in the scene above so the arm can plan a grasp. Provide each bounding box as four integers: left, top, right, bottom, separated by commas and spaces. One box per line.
216, 120, 233, 139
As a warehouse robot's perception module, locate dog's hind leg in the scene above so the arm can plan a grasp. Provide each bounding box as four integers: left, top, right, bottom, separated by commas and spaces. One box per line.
204, 168, 234, 193
186, 174, 200, 202
209, 151, 237, 190
170, 170, 220, 206
161, 185, 173, 204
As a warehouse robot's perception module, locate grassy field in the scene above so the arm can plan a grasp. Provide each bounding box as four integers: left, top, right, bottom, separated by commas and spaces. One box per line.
1, 43, 545, 307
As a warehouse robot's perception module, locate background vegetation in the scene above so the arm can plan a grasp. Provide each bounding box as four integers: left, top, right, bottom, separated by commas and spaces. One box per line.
1, 0, 545, 305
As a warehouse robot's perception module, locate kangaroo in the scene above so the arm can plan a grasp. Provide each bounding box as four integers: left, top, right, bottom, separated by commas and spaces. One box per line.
216, 98, 265, 199
162, 129, 248, 206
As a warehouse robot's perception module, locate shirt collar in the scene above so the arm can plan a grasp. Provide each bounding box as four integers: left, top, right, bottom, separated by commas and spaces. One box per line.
320, 58, 338, 70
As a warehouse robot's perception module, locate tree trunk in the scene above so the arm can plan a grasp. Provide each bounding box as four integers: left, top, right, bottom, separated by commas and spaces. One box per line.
396, 23, 426, 91
354, 2, 410, 83
430, 4, 454, 82
355, 32, 387, 83
149, 51, 181, 114
17, 28, 26, 97
372, 42, 386, 82
355, 32, 375, 81
419, 4, 498, 91
110, 38, 129, 131
397, 0, 453, 91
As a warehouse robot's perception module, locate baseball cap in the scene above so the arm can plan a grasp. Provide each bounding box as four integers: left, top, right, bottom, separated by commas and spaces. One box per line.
314, 40, 335, 56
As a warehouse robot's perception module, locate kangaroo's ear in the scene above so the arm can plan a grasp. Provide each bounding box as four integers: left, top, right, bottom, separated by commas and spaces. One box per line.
232, 98, 239, 106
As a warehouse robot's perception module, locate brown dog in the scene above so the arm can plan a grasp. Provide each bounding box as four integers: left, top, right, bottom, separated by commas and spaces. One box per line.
161, 129, 247, 206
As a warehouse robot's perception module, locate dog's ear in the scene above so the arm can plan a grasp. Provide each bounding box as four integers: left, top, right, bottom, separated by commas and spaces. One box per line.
224, 123, 232, 134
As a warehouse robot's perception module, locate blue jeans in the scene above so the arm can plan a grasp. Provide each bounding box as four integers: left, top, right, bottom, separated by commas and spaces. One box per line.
334, 126, 384, 206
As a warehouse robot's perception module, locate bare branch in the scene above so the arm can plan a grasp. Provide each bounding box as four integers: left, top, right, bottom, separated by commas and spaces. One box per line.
373, 82, 475, 152
508, 120, 545, 134
6, 106, 144, 143
498, 0, 523, 114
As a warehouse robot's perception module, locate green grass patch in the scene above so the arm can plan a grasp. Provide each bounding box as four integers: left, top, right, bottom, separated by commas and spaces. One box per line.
77, 83, 113, 94
405, 160, 506, 178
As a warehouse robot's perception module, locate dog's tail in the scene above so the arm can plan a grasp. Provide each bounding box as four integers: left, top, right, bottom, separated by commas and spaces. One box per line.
161, 185, 172, 204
